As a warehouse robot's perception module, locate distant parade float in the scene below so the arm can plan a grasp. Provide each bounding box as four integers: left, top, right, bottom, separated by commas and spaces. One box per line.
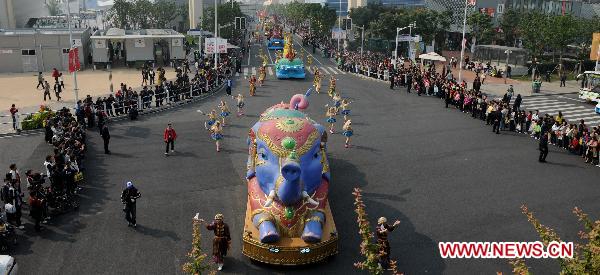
267, 28, 284, 50
275, 33, 305, 79
242, 93, 338, 265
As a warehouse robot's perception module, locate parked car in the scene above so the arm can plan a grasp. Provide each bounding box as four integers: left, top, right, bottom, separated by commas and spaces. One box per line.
0, 255, 18, 275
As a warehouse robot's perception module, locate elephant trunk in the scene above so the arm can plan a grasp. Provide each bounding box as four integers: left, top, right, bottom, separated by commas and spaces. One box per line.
277, 161, 303, 206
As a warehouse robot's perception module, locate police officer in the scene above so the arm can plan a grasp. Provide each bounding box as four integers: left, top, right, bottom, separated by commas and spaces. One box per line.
121, 181, 141, 227
101, 124, 111, 154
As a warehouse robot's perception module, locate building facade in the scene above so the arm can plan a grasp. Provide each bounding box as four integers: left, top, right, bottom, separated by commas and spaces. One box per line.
0, 28, 91, 73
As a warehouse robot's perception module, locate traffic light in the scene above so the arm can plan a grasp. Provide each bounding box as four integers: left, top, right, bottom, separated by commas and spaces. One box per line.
342, 18, 352, 30
235, 17, 247, 30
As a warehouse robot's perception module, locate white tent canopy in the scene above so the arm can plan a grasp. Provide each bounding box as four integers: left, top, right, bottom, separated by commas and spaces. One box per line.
418, 52, 447, 62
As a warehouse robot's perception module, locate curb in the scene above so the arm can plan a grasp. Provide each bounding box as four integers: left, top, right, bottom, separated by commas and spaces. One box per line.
0, 84, 226, 139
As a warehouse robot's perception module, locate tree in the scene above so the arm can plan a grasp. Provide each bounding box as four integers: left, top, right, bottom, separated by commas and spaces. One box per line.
182, 216, 214, 275
466, 12, 494, 46
105, 0, 132, 29
573, 17, 600, 73
152, 0, 179, 29
518, 11, 549, 63
46, 0, 62, 16
547, 14, 577, 65
349, 3, 386, 30
201, 3, 244, 39
499, 8, 520, 47
508, 205, 600, 274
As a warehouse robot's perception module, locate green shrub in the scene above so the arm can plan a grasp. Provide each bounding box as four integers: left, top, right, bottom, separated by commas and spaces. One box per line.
21, 107, 54, 130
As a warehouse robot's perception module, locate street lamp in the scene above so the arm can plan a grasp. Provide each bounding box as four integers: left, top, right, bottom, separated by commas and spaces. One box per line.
214, 0, 218, 71
394, 21, 415, 69
504, 49, 512, 84
459, 0, 476, 83
355, 25, 365, 59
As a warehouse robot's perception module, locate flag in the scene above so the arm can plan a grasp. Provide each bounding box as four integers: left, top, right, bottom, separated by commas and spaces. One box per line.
462, 38, 467, 49
68, 47, 81, 73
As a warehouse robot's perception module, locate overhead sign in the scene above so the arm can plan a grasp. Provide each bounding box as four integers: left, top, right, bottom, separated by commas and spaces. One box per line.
187, 29, 203, 36
397, 35, 413, 42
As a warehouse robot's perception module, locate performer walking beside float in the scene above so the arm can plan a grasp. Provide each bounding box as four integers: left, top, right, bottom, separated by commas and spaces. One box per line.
376, 217, 401, 269
328, 76, 336, 97
196, 214, 231, 271
199, 109, 218, 130
210, 121, 224, 152
235, 94, 245, 116
326, 106, 337, 134
340, 98, 351, 121
313, 68, 321, 94
218, 100, 231, 126
258, 65, 266, 86
342, 119, 353, 148
249, 75, 257, 96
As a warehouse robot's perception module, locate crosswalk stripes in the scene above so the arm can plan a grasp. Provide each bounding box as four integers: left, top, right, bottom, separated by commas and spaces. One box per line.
267, 67, 274, 76
251, 67, 256, 76
516, 96, 600, 125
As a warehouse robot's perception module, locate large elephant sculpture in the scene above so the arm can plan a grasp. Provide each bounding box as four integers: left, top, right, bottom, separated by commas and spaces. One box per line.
246, 94, 330, 244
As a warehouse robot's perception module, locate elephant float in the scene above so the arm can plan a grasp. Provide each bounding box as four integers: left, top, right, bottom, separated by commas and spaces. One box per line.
242, 94, 338, 265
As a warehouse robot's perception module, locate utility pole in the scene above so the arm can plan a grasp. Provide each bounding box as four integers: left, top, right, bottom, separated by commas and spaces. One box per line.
458, 0, 471, 83
337, 0, 341, 53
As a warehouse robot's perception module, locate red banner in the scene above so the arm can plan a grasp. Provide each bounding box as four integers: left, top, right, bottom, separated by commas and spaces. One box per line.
68, 47, 81, 73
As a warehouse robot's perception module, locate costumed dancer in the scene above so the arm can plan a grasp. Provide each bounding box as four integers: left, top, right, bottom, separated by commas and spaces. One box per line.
197, 213, 231, 271
326, 105, 337, 134
313, 68, 321, 94
328, 76, 336, 97
201, 109, 217, 130
218, 100, 230, 126
235, 94, 245, 117
210, 121, 224, 152
306, 55, 313, 72
376, 217, 401, 269
332, 93, 342, 113
340, 98, 351, 121
342, 119, 353, 148
258, 65, 266, 86
249, 75, 257, 96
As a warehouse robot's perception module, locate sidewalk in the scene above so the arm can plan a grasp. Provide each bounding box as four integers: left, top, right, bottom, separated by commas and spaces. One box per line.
0, 68, 177, 133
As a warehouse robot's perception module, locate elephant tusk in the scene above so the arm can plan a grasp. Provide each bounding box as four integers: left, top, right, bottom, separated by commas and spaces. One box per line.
303, 191, 319, 206
264, 190, 276, 207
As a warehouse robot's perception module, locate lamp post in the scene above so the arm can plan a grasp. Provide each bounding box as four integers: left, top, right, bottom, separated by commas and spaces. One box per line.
214, 0, 218, 71
394, 22, 415, 69
356, 25, 365, 59
337, 0, 342, 53
458, 0, 474, 83
504, 49, 512, 84
66, 0, 79, 105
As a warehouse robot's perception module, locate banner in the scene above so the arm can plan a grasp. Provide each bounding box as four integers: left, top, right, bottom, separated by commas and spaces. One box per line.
591, 33, 600, 61
68, 47, 80, 73
331, 28, 346, 39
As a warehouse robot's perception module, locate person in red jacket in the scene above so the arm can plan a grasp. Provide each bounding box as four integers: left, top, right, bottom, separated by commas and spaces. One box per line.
164, 123, 177, 156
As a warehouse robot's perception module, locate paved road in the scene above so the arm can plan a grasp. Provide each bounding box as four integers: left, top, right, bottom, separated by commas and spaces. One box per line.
1, 39, 599, 275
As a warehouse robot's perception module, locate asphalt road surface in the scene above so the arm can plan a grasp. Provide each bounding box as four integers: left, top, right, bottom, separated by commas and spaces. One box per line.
1, 40, 599, 275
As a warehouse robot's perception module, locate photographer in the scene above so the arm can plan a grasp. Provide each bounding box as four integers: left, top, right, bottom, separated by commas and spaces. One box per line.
121, 181, 141, 227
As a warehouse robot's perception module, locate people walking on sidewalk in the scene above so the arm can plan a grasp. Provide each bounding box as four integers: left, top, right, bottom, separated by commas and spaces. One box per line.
9, 104, 18, 131
36, 72, 44, 89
